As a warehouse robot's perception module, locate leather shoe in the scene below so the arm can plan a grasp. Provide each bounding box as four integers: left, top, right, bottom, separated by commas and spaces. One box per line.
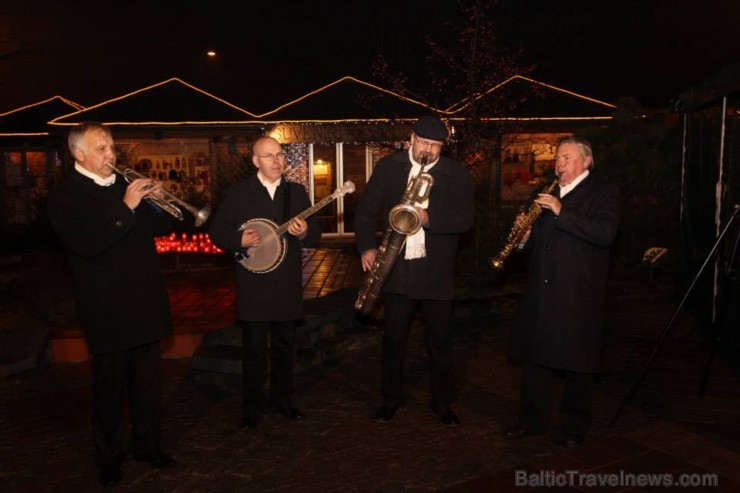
553, 433, 584, 450
135, 451, 176, 469
241, 412, 261, 430
282, 406, 305, 420
503, 425, 544, 440
437, 408, 460, 426
374, 404, 399, 423
270, 404, 305, 420
429, 403, 460, 426
98, 464, 121, 486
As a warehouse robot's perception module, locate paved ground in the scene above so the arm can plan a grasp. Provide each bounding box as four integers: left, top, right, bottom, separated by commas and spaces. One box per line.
1, 245, 740, 492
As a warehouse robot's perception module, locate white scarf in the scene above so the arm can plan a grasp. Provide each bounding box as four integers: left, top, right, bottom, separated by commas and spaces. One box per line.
404, 149, 437, 260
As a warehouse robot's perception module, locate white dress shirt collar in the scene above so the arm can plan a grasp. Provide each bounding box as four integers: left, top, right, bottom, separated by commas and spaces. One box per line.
559, 169, 589, 198
257, 171, 282, 199
75, 163, 116, 187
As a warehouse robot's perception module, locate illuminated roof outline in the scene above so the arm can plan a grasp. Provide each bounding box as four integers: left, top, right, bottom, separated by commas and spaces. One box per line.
442, 75, 616, 120
0, 96, 85, 136
251, 74, 616, 123
49, 78, 261, 126
42, 74, 617, 128
254, 75, 439, 123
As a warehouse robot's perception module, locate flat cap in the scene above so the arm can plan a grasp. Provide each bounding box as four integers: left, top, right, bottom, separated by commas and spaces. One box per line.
412, 115, 448, 141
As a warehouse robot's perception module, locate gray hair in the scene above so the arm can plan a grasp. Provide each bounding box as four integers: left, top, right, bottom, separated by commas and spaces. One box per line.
68, 121, 112, 154
558, 137, 594, 168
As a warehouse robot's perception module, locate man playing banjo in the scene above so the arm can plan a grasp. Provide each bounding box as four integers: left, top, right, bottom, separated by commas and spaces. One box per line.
209, 136, 321, 430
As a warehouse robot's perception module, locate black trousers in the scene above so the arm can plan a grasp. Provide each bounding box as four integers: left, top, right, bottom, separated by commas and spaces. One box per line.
238, 320, 297, 414
91, 340, 162, 466
518, 360, 594, 437
381, 294, 454, 409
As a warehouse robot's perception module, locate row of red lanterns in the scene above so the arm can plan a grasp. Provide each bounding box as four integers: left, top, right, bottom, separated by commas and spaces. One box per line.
155, 232, 224, 254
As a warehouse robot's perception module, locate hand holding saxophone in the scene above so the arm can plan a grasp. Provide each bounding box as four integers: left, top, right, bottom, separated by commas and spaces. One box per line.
123, 178, 161, 210
415, 207, 429, 226
534, 193, 562, 216
361, 249, 377, 272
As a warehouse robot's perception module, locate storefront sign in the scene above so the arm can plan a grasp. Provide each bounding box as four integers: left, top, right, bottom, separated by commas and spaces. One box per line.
270, 123, 412, 144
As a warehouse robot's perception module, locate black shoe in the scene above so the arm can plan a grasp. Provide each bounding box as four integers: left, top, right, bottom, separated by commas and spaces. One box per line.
270, 403, 305, 420
503, 425, 544, 440
241, 411, 261, 430
281, 406, 305, 420
98, 464, 121, 486
135, 451, 177, 469
374, 404, 399, 423
437, 408, 460, 426
428, 403, 460, 426
553, 433, 584, 450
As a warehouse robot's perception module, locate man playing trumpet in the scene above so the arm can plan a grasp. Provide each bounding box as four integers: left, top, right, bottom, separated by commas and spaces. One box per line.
48, 121, 177, 486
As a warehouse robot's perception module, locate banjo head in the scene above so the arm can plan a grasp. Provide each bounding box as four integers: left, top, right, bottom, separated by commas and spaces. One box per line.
237, 218, 287, 273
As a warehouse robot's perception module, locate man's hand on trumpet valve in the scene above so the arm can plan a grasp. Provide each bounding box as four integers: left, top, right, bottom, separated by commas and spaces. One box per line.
123, 178, 160, 210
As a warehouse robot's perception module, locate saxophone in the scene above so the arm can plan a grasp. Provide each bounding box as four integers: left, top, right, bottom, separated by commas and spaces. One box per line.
355, 156, 434, 315
489, 177, 559, 270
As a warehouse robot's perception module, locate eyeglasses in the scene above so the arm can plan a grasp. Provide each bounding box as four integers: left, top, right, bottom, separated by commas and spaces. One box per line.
255, 152, 286, 160
414, 135, 443, 150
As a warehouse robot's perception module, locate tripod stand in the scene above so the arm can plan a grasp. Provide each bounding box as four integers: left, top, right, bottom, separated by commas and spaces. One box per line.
608, 204, 740, 426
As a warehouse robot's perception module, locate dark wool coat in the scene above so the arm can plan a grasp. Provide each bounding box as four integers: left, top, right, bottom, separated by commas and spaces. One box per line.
509, 173, 622, 373
208, 175, 320, 322
354, 151, 475, 300
48, 171, 174, 354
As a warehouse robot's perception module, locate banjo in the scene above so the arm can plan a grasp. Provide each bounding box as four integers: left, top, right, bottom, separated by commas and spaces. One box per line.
235, 180, 355, 273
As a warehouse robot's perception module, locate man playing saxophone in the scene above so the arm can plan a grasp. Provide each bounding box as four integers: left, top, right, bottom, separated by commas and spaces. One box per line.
503, 138, 622, 450
354, 115, 474, 426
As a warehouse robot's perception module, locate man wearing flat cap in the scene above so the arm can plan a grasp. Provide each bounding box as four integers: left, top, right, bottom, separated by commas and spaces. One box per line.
354, 115, 475, 426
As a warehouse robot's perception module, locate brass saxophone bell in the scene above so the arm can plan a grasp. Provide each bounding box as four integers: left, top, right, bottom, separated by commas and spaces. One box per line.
489, 258, 504, 270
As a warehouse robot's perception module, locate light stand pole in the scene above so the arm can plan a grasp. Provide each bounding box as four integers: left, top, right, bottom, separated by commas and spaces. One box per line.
608, 204, 740, 426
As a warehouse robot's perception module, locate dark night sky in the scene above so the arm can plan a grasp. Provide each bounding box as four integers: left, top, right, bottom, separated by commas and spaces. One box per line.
0, 0, 738, 114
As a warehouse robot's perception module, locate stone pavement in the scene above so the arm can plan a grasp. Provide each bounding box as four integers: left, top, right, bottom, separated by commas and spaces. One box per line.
1, 245, 740, 492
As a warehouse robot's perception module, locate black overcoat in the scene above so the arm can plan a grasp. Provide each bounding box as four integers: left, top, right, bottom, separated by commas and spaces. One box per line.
208, 175, 320, 321
509, 173, 622, 372
354, 150, 475, 300
48, 171, 174, 354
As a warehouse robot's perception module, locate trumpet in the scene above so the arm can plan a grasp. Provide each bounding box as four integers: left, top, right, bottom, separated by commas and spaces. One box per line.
105, 163, 212, 227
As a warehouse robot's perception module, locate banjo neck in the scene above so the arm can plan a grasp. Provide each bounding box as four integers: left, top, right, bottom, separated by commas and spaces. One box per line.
274, 185, 350, 236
